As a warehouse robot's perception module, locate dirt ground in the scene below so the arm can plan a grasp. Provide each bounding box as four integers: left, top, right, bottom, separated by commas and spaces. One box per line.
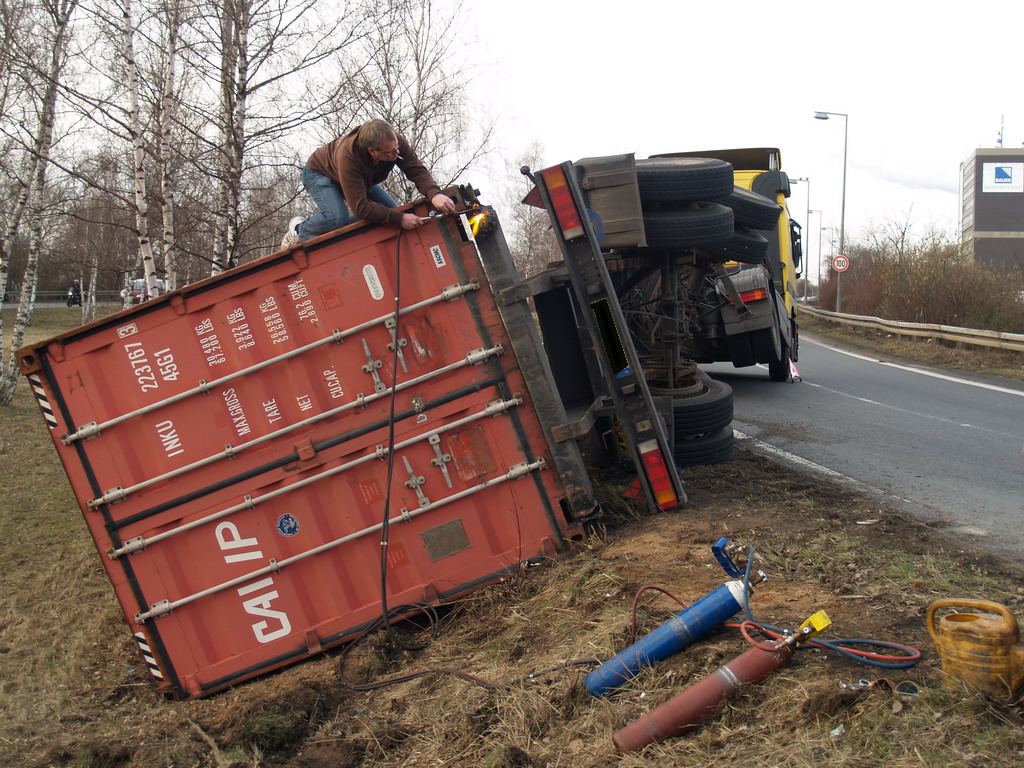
9, 443, 1024, 768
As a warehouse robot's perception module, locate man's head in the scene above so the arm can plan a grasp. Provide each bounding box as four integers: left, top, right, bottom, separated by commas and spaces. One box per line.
357, 120, 400, 162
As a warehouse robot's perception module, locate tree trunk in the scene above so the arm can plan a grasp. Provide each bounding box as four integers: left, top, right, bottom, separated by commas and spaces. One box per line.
0, 0, 78, 406
121, 0, 160, 300
158, 0, 181, 290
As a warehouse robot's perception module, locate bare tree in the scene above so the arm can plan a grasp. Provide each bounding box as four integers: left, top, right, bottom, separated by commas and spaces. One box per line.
190, 0, 379, 272
328, 0, 495, 205
118, 0, 162, 299
154, 0, 184, 289
0, 0, 78, 405
504, 143, 560, 278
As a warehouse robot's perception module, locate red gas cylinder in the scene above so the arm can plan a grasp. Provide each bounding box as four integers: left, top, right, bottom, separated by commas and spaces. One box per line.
614, 639, 794, 753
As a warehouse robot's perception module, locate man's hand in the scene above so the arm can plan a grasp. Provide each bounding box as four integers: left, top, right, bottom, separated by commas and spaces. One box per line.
431, 193, 457, 214
400, 213, 423, 230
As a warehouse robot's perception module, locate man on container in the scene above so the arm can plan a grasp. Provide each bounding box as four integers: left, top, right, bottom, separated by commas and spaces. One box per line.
281, 119, 456, 249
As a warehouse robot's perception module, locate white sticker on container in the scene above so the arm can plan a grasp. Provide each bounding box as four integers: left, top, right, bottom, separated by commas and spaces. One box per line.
117, 323, 139, 339
430, 245, 446, 268
363, 264, 385, 300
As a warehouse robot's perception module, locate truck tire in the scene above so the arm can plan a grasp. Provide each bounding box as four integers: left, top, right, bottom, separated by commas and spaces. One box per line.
768, 348, 790, 382
670, 378, 734, 437
636, 157, 734, 204
697, 228, 769, 263
720, 186, 781, 231
643, 203, 734, 248
674, 426, 735, 467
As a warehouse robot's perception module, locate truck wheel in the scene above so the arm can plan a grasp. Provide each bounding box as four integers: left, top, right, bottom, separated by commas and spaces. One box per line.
696, 228, 769, 263
674, 426, 735, 467
768, 347, 790, 382
636, 157, 734, 204
720, 186, 782, 231
669, 378, 734, 437
643, 203, 733, 248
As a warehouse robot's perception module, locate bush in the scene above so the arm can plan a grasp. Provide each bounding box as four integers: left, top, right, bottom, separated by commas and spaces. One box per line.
820, 228, 1024, 332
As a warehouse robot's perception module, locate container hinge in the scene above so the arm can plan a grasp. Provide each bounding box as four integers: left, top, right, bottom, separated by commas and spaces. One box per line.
403, 456, 430, 507
509, 459, 545, 480
89, 485, 127, 507
442, 281, 479, 301
63, 421, 100, 445
384, 317, 409, 373
466, 345, 502, 365
115, 536, 146, 557
484, 396, 522, 417
136, 599, 171, 623
428, 434, 453, 488
360, 338, 387, 393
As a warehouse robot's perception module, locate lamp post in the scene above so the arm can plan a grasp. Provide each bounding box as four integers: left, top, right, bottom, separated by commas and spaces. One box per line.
814, 110, 848, 312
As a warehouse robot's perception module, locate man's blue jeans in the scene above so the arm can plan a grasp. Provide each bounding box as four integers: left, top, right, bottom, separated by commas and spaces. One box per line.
297, 165, 397, 240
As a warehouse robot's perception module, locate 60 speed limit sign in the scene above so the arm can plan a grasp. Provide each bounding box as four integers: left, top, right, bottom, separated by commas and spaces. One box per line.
832, 254, 850, 272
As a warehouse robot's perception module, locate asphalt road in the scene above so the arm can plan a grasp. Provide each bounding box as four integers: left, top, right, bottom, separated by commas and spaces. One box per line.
701, 334, 1024, 562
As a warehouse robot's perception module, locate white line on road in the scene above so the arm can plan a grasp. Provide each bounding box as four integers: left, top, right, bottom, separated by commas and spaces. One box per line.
807, 338, 1024, 397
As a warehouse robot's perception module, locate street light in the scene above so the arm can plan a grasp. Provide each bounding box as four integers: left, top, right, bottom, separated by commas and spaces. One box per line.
814, 110, 848, 312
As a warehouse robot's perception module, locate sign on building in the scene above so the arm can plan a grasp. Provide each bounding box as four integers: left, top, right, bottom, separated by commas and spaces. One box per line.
982, 162, 1024, 193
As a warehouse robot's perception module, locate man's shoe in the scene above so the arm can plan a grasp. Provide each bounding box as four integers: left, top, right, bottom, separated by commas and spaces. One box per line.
281, 216, 303, 249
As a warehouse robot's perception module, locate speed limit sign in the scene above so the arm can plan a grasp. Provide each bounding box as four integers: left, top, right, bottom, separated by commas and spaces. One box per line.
832, 254, 850, 272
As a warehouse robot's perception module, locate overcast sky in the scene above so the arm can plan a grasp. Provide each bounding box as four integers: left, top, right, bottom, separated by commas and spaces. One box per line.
461, 0, 1024, 277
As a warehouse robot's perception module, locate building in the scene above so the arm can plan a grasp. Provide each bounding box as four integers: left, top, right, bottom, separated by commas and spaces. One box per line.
960, 148, 1024, 271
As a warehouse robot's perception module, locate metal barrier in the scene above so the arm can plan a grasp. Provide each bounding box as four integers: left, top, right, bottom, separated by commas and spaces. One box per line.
797, 304, 1024, 353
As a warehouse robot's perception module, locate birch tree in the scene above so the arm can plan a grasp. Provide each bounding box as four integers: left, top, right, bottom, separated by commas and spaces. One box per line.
194, 0, 379, 272
0, 0, 78, 405
332, 0, 494, 205
120, 0, 161, 299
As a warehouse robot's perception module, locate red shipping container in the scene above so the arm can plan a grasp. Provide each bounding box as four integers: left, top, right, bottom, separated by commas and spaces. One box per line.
18, 205, 588, 698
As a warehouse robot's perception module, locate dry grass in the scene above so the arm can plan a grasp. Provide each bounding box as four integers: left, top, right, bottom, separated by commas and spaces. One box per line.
3, 309, 1024, 767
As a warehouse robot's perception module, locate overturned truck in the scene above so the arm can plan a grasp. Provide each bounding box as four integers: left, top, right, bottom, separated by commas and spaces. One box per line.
17, 149, 798, 698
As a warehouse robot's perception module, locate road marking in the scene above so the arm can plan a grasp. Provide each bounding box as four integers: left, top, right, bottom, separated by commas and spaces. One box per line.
733, 429, 853, 482
807, 338, 1024, 397
734, 429, 918, 507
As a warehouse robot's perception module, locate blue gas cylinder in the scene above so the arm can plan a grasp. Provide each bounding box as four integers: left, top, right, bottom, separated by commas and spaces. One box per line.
585, 580, 747, 697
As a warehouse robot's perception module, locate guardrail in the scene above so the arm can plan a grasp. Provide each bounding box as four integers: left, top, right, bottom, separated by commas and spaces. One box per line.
2, 291, 125, 305
796, 304, 1024, 354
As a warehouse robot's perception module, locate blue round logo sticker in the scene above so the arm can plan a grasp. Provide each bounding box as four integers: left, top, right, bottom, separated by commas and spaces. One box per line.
276, 513, 300, 537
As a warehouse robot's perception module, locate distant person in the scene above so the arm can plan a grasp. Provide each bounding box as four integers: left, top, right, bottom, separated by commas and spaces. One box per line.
66, 279, 82, 307
281, 119, 456, 249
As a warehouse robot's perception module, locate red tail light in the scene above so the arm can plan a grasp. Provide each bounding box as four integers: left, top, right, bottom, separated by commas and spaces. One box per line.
739, 288, 768, 303
638, 439, 679, 511
540, 166, 584, 240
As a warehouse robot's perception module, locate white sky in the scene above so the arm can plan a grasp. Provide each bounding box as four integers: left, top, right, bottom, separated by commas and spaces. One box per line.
461, 0, 1024, 278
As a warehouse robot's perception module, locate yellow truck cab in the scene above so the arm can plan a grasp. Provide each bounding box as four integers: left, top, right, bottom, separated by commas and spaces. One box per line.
657, 147, 802, 381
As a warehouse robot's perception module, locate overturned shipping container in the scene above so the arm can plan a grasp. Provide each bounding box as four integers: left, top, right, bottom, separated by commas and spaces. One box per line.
18, 195, 600, 698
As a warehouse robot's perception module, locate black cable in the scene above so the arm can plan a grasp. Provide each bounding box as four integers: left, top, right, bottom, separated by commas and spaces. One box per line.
377, 227, 404, 647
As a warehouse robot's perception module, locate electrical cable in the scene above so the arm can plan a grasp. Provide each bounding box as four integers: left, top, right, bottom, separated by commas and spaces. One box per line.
735, 544, 921, 669
337, 214, 602, 692
627, 547, 921, 669
376, 227, 404, 648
